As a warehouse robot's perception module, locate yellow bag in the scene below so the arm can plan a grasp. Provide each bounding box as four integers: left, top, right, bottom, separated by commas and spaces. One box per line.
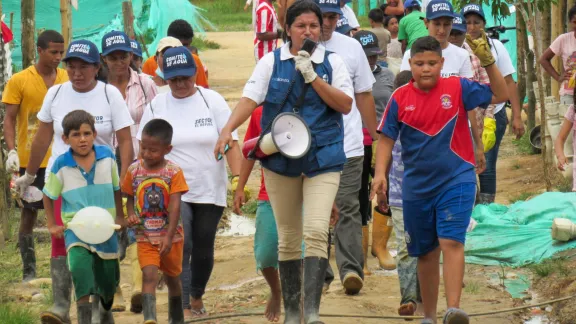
569, 72, 576, 89
482, 118, 496, 152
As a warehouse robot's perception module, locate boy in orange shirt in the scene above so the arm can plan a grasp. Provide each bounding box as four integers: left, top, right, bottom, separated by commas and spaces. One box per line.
122, 119, 189, 324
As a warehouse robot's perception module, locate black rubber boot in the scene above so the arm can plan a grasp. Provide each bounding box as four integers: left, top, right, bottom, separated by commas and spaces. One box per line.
142, 293, 157, 323
303, 257, 328, 324
91, 294, 101, 324
76, 303, 92, 324
40, 257, 72, 324
278, 260, 302, 324
19, 233, 36, 282
168, 295, 185, 324
99, 296, 115, 324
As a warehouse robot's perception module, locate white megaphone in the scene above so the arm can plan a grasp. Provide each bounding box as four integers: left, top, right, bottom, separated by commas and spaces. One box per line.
67, 206, 121, 244
243, 112, 311, 159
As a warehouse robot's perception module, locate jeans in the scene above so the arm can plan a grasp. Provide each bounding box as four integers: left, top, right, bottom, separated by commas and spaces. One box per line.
254, 201, 279, 271
359, 146, 372, 226
478, 109, 508, 195
263, 169, 340, 261
390, 206, 421, 306
180, 202, 224, 307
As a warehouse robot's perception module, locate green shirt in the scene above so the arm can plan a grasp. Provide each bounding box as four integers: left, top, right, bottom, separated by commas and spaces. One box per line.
397, 11, 428, 49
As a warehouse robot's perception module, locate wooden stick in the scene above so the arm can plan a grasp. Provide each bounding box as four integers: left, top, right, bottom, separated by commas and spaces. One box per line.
21, 0, 35, 68
60, 0, 72, 50
137, 33, 150, 58
122, 1, 135, 39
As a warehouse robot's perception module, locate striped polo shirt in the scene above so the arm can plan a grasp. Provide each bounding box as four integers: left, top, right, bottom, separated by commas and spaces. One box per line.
43, 145, 120, 259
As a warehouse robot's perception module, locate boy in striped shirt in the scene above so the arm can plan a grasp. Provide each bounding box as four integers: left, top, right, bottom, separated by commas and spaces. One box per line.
43, 110, 126, 324
254, 0, 282, 62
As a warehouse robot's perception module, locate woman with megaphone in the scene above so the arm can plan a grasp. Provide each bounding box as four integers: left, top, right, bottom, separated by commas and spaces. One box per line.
215, 1, 353, 323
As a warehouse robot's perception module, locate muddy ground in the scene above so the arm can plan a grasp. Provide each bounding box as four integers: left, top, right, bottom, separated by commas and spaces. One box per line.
13, 31, 562, 323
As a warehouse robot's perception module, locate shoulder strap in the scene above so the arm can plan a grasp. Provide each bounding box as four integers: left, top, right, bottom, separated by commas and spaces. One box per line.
103, 83, 110, 104
52, 84, 63, 102
137, 74, 148, 103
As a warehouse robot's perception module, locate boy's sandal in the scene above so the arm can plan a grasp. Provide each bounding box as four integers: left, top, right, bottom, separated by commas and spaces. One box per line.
443, 308, 469, 324
184, 307, 208, 321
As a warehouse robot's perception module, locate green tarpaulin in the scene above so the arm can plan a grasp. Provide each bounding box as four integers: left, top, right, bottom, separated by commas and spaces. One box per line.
465, 192, 576, 267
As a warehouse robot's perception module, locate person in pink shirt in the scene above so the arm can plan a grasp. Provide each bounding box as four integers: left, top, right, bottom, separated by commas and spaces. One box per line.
555, 88, 576, 192
539, 5, 576, 105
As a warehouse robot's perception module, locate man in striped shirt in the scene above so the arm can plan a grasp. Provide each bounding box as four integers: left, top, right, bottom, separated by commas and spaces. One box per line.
254, 0, 282, 62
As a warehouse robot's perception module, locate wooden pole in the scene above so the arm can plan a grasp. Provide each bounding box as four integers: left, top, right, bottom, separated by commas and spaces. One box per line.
9, 12, 13, 32
21, 0, 35, 69
550, 1, 563, 101
122, 1, 135, 39
60, 0, 71, 50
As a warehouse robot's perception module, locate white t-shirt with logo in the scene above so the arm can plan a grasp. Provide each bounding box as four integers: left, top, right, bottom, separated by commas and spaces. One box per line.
342, 5, 360, 29
37, 81, 134, 175
488, 38, 516, 114
136, 88, 238, 207
324, 32, 376, 158
400, 43, 474, 79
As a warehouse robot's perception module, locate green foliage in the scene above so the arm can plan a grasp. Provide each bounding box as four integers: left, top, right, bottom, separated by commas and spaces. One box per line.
191, 0, 252, 32
453, 0, 557, 21
241, 199, 258, 216
0, 303, 36, 324
464, 280, 481, 294
512, 133, 537, 155
528, 258, 572, 278
508, 191, 536, 203
192, 36, 221, 51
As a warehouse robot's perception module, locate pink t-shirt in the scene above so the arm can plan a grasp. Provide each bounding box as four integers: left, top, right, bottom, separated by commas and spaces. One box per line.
564, 105, 576, 190
550, 32, 576, 96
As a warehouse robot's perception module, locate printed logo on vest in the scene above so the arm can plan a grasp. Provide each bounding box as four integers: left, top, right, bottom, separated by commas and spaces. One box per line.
440, 94, 452, 109
272, 77, 290, 83
322, 74, 329, 82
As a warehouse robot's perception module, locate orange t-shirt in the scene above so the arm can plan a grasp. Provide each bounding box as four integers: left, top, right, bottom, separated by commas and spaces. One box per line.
142, 54, 209, 88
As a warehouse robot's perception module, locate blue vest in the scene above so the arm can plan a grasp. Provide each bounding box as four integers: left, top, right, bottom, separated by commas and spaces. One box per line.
260, 49, 346, 177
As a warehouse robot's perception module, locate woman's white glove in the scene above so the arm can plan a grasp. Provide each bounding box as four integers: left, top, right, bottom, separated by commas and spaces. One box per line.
6, 149, 19, 172
294, 50, 317, 83
14, 172, 36, 197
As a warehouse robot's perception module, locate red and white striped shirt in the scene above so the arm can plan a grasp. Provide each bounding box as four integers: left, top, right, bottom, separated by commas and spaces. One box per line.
254, 0, 278, 61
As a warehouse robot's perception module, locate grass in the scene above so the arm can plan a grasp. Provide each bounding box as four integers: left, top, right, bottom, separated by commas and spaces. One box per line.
511, 161, 522, 170
0, 303, 37, 324
464, 280, 480, 294
192, 0, 252, 32
528, 258, 572, 278
241, 199, 258, 216
192, 36, 221, 50
555, 177, 573, 193
508, 191, 536, 204
512, 133, 538, 155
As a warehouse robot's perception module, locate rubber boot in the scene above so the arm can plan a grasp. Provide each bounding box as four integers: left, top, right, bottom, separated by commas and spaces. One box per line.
362, 226, 371, 276
76, 303, 92, 324
19, 233, 36, 282
99, 296, 115, 324
371, 207, 396, 270
129, 244, 143, 313
142, 294, 157, 323
111, 286, 126, 312
92, 295, 101, 324
168, 295, 185, 324
303, 257, 328, 324
278, 260, 302, 324
40, 257, 72, 324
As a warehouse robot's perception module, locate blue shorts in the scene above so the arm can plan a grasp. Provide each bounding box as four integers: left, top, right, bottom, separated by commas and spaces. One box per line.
403, 183, 476, 257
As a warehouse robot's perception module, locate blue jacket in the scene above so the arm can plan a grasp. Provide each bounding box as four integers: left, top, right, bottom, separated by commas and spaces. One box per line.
260, 49, 346, 177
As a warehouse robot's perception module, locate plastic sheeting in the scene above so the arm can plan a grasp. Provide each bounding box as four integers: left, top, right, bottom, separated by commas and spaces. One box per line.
4, 0, 214, 69
465, 192, 576, 267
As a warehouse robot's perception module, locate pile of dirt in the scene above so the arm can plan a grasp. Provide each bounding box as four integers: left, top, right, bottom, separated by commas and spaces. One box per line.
532, 258, 576, 323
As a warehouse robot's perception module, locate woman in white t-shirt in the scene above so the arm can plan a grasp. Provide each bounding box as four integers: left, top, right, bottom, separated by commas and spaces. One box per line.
136, 46, 241, 319
463, 4, 525, 204
15, 39, 134, 323
539, 5, 576, 105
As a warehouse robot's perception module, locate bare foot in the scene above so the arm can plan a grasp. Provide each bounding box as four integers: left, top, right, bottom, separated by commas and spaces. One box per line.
264, 291, 281, 322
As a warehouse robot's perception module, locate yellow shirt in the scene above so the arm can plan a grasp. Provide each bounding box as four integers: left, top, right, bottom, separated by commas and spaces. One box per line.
2, 66, 68, 168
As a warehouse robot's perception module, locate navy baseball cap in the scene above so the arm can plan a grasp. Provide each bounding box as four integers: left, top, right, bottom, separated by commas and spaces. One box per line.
462, 3, 486, 21
452, 14, 467, 33
426, 0, 456, 20
163, 46, 197, 80
404, 0, 422, 8
101, 31, 132, 56
130, 40, 143, 58
353, 30, 383, 56
336, 16, 354, 35
63, 40, 100, 64
315, 0, 343, 16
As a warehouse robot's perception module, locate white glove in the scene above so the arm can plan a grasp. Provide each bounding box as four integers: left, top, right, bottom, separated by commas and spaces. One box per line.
294, 50, 317, 83
14, 172, 36, 197
6, 149, 19, 172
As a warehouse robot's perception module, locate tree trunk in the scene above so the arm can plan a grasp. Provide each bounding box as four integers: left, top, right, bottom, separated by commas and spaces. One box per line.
541, 4, 552, 96
516, 13, 527, 107
122, 1, 135, 39
60, 0, 72, 50
21, 0, 35, 69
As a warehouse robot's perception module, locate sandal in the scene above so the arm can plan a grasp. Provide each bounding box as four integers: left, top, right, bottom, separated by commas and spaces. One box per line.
184, 306, 208, 321
443, 308, 469, 324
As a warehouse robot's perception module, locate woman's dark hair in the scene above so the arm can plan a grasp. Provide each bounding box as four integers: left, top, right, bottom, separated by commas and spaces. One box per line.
285, 0, 323, 43
384, 15, 397, 28
569, 5, 576, 22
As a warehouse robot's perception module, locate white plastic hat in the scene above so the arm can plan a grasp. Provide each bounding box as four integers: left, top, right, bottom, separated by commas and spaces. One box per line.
67, 206, 120, 244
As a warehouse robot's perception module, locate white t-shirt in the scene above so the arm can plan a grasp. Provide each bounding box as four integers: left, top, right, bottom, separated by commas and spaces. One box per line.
38, 81, 134, 175
324, 32, 376, 158
136, 88, 238, 207
342, 5, 360, 29
400, 43, 474, 79
488, 38, 516, 114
